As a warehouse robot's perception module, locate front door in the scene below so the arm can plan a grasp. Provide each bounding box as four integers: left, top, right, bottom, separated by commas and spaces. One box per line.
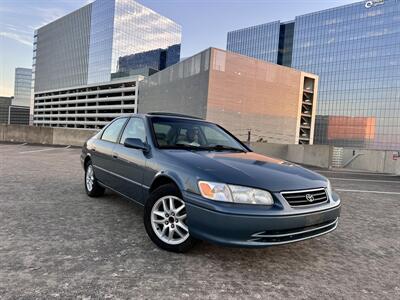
112, 117, 148, 204
91, 117, 128, 189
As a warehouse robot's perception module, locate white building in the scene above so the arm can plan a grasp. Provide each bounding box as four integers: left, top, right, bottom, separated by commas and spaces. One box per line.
34, 76, 141, 129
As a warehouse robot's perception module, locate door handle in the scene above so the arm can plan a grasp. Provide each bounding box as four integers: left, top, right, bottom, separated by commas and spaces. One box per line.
112, 154, 119, 159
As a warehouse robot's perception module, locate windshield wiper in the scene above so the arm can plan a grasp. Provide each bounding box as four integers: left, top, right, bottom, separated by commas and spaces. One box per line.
206, 145, 246, 152
162, 144, 210, 151
161, 144, 246, 152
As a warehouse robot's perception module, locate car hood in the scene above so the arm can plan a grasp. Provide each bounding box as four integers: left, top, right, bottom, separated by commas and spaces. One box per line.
163, 150, 327, 192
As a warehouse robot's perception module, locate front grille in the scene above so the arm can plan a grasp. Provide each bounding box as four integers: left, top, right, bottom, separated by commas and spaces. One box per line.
282, 188, 328, 206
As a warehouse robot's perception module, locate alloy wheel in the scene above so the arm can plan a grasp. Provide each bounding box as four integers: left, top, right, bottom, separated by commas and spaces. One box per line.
86, 165, 94, 192
150, 195, 189, 245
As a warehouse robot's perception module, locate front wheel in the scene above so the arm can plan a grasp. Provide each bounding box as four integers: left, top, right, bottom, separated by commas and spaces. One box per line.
144, 184, 196, 253
84, 161, 105, 197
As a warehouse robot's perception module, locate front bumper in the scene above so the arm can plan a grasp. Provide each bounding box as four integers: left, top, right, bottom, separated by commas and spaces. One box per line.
184, 191, 341, 247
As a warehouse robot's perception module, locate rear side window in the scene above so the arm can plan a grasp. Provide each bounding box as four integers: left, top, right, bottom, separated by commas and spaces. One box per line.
101, 118, 127, 143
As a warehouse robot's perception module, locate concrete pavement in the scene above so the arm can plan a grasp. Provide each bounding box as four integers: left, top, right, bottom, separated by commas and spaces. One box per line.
0, 143, 399, 299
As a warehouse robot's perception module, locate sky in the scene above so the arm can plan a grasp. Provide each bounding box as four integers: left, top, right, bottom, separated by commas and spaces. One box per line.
0, 0, 357, 96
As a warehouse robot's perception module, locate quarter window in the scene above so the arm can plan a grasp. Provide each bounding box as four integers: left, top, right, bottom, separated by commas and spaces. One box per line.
101, 118, 127, 143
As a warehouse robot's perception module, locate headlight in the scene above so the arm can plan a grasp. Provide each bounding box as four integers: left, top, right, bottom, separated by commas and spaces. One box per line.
198, 181, 274, 205
198, 181, 232, 202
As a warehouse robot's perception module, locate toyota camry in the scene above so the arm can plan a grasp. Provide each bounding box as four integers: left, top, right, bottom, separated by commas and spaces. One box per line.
81, 112, 341, 252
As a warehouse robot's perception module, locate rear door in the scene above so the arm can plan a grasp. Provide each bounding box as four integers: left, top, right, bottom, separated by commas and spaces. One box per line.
91, 117, 128, 188
112, 117, 148, 203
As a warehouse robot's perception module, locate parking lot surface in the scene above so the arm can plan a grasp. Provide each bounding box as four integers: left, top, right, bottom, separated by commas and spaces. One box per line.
0, 143, 399, 299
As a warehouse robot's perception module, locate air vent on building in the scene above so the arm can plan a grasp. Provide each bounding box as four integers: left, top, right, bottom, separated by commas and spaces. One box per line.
298, 77, 315, 144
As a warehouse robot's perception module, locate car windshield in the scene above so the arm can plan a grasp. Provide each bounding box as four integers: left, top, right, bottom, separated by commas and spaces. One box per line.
150, 117, 247, 152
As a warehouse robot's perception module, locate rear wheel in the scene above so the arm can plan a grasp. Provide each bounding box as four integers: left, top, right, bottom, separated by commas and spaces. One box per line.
144, 184, 196, 252
84, 160, 105, 197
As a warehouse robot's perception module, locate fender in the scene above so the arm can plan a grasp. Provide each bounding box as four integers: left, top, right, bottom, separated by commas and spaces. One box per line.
81, 151, 92, 168
150, 169, 198, 195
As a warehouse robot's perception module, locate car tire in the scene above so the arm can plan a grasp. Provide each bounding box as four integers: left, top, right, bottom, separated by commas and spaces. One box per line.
84, 160, 105, 197
144, 183, 196, 253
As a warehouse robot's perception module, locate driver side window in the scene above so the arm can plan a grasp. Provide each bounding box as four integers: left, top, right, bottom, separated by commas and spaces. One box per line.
120, 118, 146, 144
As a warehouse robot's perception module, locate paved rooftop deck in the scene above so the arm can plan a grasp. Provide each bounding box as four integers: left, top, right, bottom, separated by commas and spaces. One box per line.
0, 142, 399, 299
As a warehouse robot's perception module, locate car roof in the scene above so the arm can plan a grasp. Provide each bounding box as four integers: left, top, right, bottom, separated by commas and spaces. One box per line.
117, 112, 210, 123
114, 112, 206, 123
130, 112, 205, 123
145, 112, 204, 120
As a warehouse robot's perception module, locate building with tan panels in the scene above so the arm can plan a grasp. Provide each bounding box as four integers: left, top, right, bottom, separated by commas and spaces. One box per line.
138, 48, 318, 144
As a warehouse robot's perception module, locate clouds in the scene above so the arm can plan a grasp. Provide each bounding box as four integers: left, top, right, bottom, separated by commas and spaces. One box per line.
0, 0, 90, 96
0, 22, 34, 47
0, 0, 89, 47
34, 6, 73, 28
0, 31, 32, 47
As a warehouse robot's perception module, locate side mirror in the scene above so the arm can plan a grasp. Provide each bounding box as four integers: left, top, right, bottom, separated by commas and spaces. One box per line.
124, 138, 149, 152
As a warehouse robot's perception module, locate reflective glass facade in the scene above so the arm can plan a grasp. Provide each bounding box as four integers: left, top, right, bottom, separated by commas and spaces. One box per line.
116, 44, 181, 75
88, 0, 181, 84
110, 0, 181, 74
13, 68, 32, 107
34, 0, 182, 90
277, 22, 295, 67
226, 0, 400, 150
34, 5, 92, 92
227, 21, 280, 63
87, 0, 115, 84
292, 0, 400, 149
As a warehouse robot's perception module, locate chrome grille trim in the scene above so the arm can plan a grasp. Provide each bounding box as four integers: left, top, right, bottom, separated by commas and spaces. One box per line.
281, 188, 328, 207
251, 218, 338, 238
248, 218, 339, 245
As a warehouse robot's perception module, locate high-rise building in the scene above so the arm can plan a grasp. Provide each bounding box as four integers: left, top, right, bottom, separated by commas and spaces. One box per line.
0, 96, 30, 125
13, 68, 32, 107
32, 0, 181, 129
227, 0, 400, 150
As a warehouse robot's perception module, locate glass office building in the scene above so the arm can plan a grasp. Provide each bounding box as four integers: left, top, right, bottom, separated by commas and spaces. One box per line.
13, 68, 32, 107
227, 21, 281, 64
34, 0, 181, 92
32, 0, 181, 129
227, 0, 400, 150
87, 0, 181, 84
115, 44, 181, 77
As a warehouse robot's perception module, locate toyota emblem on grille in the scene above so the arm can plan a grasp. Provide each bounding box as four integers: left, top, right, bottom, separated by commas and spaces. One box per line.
306, 194, 315, 202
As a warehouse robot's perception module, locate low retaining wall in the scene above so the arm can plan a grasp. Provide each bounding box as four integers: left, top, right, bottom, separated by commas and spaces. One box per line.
288, 144, 333, 169
250, 143, 288, 160
52, 127, 98, 147
251, 142, 400, 175
1, 125, 398, 174
0, 125, 97, 147
251, 143, 332, 169
342, 148, 400, 174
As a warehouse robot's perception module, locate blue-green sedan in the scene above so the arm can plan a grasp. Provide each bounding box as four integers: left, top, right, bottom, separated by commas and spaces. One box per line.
81, 112, 341, 252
